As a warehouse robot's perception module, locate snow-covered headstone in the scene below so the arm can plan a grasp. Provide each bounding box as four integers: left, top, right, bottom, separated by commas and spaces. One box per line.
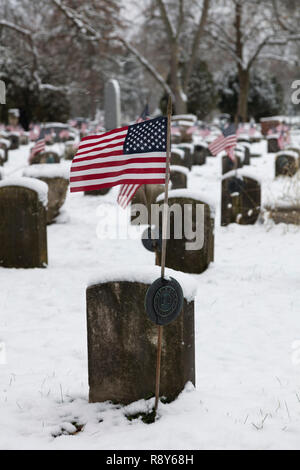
222, 154, 243, 175
8, 132, 20, 150
170, 165, 188, 189
155, 189, 215, 274
30, 150, 60, 165
267, 135, 280, 153
275, 151, 299, 177
104, 79, 121, 131
194, 143, 209, 166
0, 178, 48, 268
221, 170, 261, 226
8, 108, 20, 127
23, 164, 69, 224
86, 266, 196, 405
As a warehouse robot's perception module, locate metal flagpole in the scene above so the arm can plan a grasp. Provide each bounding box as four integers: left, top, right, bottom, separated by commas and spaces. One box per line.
154, 95, 172, 414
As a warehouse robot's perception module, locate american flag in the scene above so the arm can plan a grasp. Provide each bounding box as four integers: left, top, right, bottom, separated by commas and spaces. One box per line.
117, 105, 151, 208
29, 138, 45, 162
70, 117, 167, 193
208, 123, 237, 161
276, 123, 290, 150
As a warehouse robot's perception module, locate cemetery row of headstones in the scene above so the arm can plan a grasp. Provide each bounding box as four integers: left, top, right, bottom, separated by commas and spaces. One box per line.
1, 76, 299, 411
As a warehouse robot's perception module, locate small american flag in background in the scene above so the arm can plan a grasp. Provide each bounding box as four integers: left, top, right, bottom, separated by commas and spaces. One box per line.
29, 138, 45, 162
208, 123, 237, 161
70, 117, 167, 193
118, 104, 151, 208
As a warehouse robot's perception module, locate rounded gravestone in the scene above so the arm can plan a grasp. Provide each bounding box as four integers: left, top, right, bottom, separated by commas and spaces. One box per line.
64, 142, 78, 161
20, 134, 29, 146
24, 164, 69, 224
222, 154, 242, 175
194, 144, 209, 166
221, 170, 261, 226
170, 148, 187, 168
275, 151, 298, 177
155, 189, 215, 274
8, 133, 20, 150
267, 135, 280, 153
30, 150, 60, 165
86, 266, 196, 405
0, 178, 48, 268
170, 165, 188, 189
177, 144, 194, 170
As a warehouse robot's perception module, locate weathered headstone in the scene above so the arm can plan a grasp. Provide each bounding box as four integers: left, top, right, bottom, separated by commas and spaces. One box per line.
154, 189, 215, 274
30, 150, 60, 165
0, 139, 9, 162
86, 267, 196, 405
267, 207, 300, 225
8, 109, 19, 128
104, 79, 121, 131
170, 165, 188, 189
0, 178, 48, 268
19, 134, 29, 146
8, 132, 20, 150
221, 170, 261, 226
23, 164, 69, 224
222, 154, 242, 175
171, 147, 191, 170
275, 151, 299, 177
177, 144, 194, 170
237, 143, 251, 165
64, 142, 78, 161
267, 135, 280, 153
193, 143, 209, 165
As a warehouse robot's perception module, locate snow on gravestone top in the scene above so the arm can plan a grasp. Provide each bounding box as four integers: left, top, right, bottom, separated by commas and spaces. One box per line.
0, 177, 48, 207
221, 168, 262, 184
267, 134, 279, 139
23, 163, 71, 180
0, 138, 10, 149
171, 147, 185, 159
88, 265, 197, 302
172, 114, 197, 123
193, 139, 208, 149
276, 150, 299, 159
177, 143, 195, 152
156, 188, 216, 217
170, 165, 190, 176
0, 80, 5, 104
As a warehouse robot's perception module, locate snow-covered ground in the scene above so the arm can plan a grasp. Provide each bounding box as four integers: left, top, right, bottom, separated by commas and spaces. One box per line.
0, 140, 300, 450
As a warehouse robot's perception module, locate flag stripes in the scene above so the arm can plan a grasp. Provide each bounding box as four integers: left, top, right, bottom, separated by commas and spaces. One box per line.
29, 138, 45, 162
70, 117, 167, 193
208, 126, 237, 162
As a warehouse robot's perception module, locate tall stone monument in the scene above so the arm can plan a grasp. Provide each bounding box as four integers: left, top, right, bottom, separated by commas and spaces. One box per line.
104, 79, 121, 131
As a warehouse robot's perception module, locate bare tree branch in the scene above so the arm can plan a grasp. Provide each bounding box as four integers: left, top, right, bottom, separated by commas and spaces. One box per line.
183, 0, 210, 91
155, 0, 176, 41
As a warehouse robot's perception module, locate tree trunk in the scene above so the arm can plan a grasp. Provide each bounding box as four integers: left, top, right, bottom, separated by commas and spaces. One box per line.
170, 41, 187, 114
237, 68, 250, 122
